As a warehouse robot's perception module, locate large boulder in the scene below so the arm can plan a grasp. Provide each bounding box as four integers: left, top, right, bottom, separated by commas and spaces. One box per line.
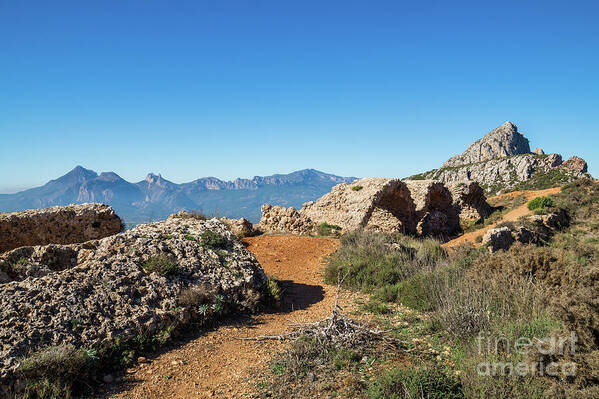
0, 204, 123, 254
482, 227, 514, 252
443, 121, 530, 168
0, 218, 266, 384
301, 178, 416, 234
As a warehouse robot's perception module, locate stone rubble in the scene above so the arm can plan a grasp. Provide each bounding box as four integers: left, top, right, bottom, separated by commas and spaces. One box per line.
257, 204, 316, 236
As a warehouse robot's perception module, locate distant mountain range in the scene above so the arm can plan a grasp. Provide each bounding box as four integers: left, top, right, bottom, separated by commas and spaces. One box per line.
0, 167, 357, 225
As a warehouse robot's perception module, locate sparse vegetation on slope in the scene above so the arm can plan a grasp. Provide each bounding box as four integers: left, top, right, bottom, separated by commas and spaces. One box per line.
259, 179, 599, 399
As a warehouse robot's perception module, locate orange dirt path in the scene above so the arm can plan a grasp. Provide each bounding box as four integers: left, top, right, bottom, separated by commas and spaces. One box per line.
105, 235, 343, 399
443, 186, 562, 249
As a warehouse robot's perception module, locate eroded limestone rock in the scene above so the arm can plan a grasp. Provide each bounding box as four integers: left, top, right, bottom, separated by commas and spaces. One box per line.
0, 204, 123, 254
0, 218, 266, 382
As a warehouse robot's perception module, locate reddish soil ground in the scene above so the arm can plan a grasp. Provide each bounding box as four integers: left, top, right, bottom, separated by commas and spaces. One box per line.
104, 235, 346, 399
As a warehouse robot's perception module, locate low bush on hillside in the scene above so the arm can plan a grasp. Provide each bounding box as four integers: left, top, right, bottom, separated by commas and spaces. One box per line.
200, 230, 228, 249
511, 168, 574, 192
16, 345, 96, 399
302, 180, 599, 398
368, 365, 464, 399
323, 230, 446, 292
527, 196, 554, 211
141, 255, 178, 276
351, 185, 363, 191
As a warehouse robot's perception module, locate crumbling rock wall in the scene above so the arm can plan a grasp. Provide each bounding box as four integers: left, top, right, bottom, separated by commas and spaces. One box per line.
404, 180, 460, 237
257, 204, 316, 235
219, 217, 257, 238
445, 181, 491, 222
0, 218, 266, 384
0, 204, 123, 254
258, 178, 483, 238
301, 178, 416, 234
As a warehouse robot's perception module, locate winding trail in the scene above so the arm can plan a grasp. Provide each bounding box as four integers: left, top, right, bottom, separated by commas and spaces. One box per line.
443, 186, 562, 249
106, 235, 344, 399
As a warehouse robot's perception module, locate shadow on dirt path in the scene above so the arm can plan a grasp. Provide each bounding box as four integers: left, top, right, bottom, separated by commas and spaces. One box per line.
103, 235, 342, 399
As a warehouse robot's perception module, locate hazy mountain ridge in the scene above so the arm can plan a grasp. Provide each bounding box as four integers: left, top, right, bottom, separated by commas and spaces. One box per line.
0, 167, 357, 225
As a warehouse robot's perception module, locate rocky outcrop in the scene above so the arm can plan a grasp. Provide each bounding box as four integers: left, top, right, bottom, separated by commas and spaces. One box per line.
301, 178, 416, 234
446, 181, 491, 222
0, 218, 266, 384
404, 180, 460, 236
417, 153, 563, 191
414, 153, 589, 195
483, 210, 569, 252
0, 204, 123, 254
443, 122, 530, 168
562, 156, 588, 174
482, 227, 514, 252
411, 122, 591, 195
257, 204, 316, 235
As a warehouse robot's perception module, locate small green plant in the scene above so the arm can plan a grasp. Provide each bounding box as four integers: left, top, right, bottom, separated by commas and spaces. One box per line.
183, 234, 196, 241
200, 230, 228, 249
10, 256, 31, 275
141, 255, 178, 276
527, 196, 554, 211
17, 345, 96, 399
318, 222, 341, 236
368, 365, 464, 399
351, 185, 363, 191
263, 275, 283, 308
475, 235, 483, 243
361, 299, 391, 314
198, 304, 210, 316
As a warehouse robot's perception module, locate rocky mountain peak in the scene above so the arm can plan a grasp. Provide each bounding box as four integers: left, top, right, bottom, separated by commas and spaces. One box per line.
145, 173, 163, 185
442, 121, 531, 168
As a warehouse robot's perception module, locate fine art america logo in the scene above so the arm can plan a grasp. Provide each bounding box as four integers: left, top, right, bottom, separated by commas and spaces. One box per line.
476, 331, 577, 377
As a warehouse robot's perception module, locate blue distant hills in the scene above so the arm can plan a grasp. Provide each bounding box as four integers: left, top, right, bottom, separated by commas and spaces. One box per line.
0, 166, 357, 226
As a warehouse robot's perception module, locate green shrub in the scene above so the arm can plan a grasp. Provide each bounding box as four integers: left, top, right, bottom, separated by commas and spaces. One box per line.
318, 222, 341, 236
361, 299, 392, 314
324, 230, 446, 292
368, 365, 464, 399
527, 196, 554, 211
183, 234, 196, 241
17, 345, 96, 399
351, 185, 363, 191
263, 275, 283, 308
200, 230, 228, 249
142, 255, 178, 276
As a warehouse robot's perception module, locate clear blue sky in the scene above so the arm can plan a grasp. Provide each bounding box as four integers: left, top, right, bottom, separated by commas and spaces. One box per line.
1, 0, 597, 192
